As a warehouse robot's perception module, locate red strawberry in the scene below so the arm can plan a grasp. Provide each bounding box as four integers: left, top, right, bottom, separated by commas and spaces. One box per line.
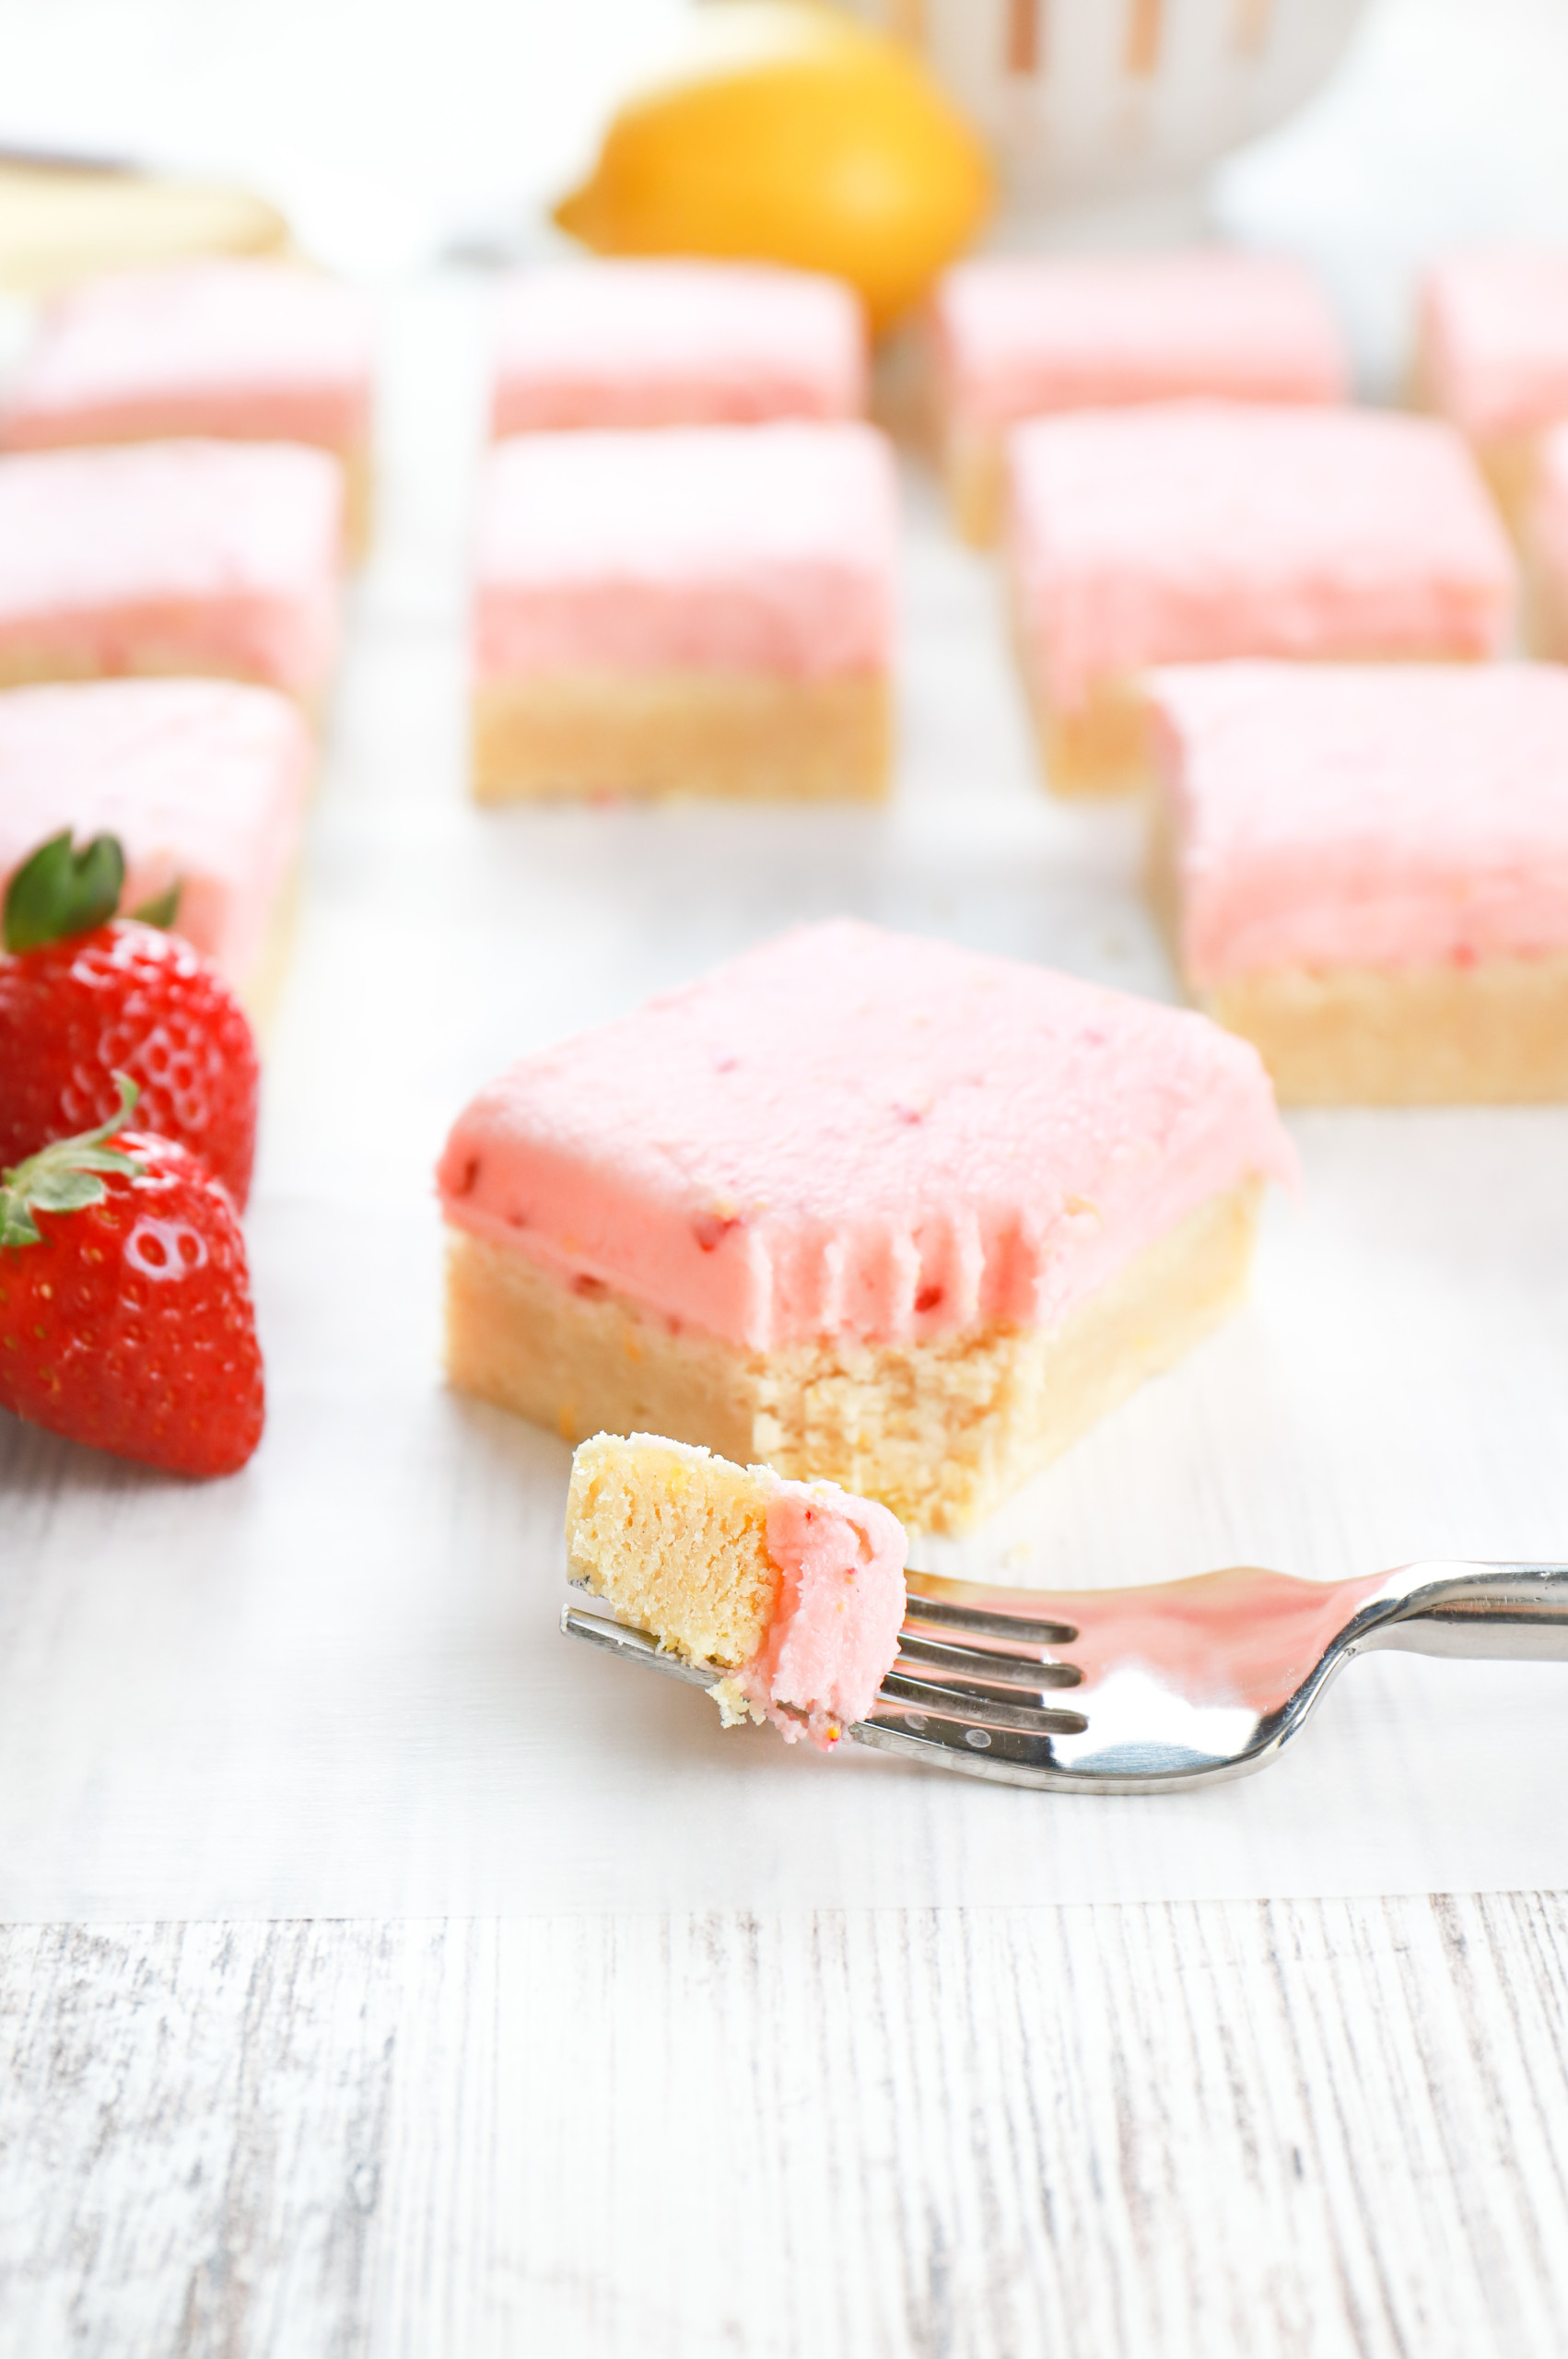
0, 1079, 264, 1478
0, 830, 258, 1208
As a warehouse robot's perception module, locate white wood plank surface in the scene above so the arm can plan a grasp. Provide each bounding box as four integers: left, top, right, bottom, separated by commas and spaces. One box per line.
2, 1896, 1567, 2358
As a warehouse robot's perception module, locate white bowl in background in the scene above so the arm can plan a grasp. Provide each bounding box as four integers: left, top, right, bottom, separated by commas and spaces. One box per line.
849, 0, 1369, 242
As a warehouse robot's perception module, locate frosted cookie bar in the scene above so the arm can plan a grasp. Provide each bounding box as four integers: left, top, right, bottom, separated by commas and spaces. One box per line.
0, 440, 342, 709
1148, 662, 1568, 1102
932, 252, 1345, 545
438, 919, 1294, 1532
1528, 424, 1568, 661
0, 678, 310, 1012
471, 422, 895, 801
491, 260, 865, 437
1417, 248, 1568, 532
567, 1433, 907, 1752
1, 263, 375, 556
1007, 403, 1515, 796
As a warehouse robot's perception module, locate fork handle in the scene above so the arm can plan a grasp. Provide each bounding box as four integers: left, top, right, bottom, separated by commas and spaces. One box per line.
1355, 1562, 1568, 1661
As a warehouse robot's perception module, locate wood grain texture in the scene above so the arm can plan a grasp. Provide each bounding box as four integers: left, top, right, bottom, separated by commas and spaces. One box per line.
3, 1895, 1567, 2358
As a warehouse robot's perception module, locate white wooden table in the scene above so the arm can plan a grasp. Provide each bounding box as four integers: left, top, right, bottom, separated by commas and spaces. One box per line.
5, 241, 1568, 2353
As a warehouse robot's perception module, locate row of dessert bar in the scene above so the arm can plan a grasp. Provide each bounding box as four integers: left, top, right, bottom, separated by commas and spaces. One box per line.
476, 247, 1568, 1109
0, 262, 369, 1005
1, 249, 1567, 1096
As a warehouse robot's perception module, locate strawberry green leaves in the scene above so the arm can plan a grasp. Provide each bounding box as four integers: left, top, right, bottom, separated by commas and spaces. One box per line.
0, 1075, 146, 1249
129, 878, 182, 929
2, 831, 182, 953
3, 832, 124, 953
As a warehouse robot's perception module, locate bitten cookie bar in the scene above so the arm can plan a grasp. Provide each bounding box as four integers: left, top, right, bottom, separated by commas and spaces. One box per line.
567, 1433, 907, 1752
1147, 662, 1568, 1103
1416, 248, 1568, 533
0, 440, 343, 708
932, 252, 1345, 545
0, 678, 310, 1014
490, 260, 865, 437
471, 422, 895, 802
438, 919, 1294, 1532
0, 263, 375, 556
1007, 403, 1515, 796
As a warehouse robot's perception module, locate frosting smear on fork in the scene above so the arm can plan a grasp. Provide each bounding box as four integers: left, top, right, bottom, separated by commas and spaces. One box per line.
722, 1480, 907, 1749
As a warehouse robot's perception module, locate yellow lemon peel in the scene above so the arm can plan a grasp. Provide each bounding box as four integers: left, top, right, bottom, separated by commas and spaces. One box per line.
555, 3, 992, 334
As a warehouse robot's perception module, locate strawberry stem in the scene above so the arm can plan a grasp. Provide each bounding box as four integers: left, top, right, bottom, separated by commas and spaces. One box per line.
0, 1075, 145, 1250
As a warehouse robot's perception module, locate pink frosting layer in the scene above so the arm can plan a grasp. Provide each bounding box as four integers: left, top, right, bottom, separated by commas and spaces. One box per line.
1008, 403, 1515, 714
734, 1474, 907, 1751
0, 440, 343, 699
438, 919, 1295, 1352
491, 261, 865, 436
1, 263, 373, 454
1150, 663, 1568, 985
935, 252, 1346, 433
1420, 249, 1568, 443
474, 424, 895, 681
0, 679, 310, 983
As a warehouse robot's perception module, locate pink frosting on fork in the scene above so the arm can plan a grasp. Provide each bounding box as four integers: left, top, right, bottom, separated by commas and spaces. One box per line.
1150, 662, 1568, 986
0, 440, 343, 699
1009, 403, 1515, 715
1419, 248, 1568, 442
934, 251, 1346, 432
1, 262, 373, 455
490, 260, 865, 436
0, 678, 310, 984
735, 1474, 907, 1752
437, 919, 1294, 1352
474, 423, 895, 681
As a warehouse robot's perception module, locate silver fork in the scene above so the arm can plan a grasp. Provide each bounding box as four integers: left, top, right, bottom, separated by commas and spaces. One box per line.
562, 1559, 1568, 1792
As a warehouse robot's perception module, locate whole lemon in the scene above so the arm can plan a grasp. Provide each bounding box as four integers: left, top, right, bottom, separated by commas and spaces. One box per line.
554, 3, 993, 334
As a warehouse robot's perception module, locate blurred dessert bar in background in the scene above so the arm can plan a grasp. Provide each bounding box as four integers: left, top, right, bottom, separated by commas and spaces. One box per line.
1008, 403, 1515, 796
1, 263, 376, 555
471, 421, 895, 801
0, 160, 291, 294
0, 440, 344, 709
930, 252, 1346, 544
566, 1432, 907, 1751
1416, 248, 1568, 532
437, 918, 1294, 1532
489, 259, 866, 436
0, 678, 311, 1015
1527, 423, 1568, 659
1147, 662, 1568, 1103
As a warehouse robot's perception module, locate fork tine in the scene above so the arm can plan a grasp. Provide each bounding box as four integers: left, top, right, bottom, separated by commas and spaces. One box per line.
878, 1668, 1089, 1735
853, 1708, 1078, 1779
895, 1630, 1082, 1689
561, 1604, 717, 1688
903, 1575, 1079, 1645
562, 1602, 1103, 1787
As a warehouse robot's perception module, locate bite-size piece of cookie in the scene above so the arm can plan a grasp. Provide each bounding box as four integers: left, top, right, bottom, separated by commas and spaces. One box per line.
566, 1432, 907, 1752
